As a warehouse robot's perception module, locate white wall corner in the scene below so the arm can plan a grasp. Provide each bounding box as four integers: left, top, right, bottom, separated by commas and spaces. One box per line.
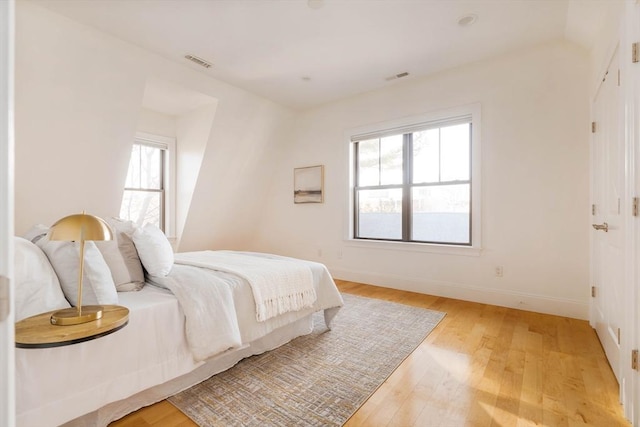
330, 267, 590, 320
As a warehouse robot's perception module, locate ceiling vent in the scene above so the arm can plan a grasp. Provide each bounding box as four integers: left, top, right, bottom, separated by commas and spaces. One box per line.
457, 13, 478, 27
385, 72, 410, 81
184, 54, 213, 69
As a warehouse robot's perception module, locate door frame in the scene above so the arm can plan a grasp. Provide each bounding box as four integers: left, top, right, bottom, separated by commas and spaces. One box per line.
0, 0, 15, 426
627, 0, 640, 423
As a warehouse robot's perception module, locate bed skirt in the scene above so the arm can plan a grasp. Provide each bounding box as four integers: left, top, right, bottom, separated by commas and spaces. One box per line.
62, 315, 314, 427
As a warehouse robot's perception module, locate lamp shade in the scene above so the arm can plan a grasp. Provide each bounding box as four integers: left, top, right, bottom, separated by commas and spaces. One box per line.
49, 213, 113, 242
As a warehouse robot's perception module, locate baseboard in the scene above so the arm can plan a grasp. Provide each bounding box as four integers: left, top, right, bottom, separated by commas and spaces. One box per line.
329, 267, 589, 320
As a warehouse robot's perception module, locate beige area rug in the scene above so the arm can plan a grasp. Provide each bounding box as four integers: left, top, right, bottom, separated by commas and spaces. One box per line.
168, 293, 445, 426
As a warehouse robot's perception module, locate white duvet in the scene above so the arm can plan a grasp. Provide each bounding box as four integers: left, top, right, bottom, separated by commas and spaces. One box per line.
148, 251, 343, 361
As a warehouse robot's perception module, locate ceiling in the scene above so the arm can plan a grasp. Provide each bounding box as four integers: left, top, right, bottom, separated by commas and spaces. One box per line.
28, 0, 614, 111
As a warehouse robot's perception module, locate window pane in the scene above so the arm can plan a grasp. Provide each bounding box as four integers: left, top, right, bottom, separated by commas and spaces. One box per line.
124, 144, 162, 189
140, 145, 162, 189
379, 134, 403, 185
357, 139, 380, 186
357, 135, 403, 186
440, 123, 470, 182
125, 145, 141, 188
412, 184, 470, 244
357, 188, 402, 240
413, 128, 440, 183
120, 190, 161, 228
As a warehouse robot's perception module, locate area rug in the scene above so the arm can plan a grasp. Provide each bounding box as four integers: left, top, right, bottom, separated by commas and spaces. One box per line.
168, 293, 445, 426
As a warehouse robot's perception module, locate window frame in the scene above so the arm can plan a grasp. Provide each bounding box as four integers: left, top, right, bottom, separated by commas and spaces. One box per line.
346, 104, 482, 256
121, 132, 176, 237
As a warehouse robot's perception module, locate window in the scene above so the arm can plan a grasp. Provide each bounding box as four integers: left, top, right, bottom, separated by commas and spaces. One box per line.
351, 106, 480, 247
120, 133, 174, 232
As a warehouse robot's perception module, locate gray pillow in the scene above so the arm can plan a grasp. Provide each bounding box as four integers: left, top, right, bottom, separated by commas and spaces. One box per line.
95, 218, 145, 292
23, 224, 49, 244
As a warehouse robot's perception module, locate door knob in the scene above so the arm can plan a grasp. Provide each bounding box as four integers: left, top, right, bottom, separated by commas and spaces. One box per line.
592, 222, 609, 232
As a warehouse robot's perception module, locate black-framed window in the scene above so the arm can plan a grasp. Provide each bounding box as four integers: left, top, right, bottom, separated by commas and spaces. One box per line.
353, 117, 472, 245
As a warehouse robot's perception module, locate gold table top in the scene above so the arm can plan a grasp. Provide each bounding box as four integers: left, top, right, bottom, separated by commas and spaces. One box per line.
15, 305, 129, 348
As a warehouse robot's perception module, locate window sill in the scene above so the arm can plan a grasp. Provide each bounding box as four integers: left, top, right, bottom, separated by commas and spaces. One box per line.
344, 238, 482, 257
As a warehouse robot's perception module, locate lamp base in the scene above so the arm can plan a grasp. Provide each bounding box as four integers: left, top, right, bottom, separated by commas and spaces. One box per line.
50, 305, 104, 326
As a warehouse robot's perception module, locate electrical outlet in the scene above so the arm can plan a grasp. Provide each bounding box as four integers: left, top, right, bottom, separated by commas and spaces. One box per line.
495, 266, 503, 277
317, 249, 322, 257
336, 249, 343, 260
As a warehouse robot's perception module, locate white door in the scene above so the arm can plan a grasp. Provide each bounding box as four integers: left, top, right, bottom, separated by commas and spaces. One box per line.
0, 0, 15, 426
591, 47, 624, 383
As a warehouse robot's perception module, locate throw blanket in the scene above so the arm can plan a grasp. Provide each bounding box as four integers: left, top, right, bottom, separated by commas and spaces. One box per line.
176, 251, 317, 322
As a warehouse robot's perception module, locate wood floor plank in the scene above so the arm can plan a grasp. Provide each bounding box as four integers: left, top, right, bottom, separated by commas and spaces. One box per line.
110, 280, 630, 427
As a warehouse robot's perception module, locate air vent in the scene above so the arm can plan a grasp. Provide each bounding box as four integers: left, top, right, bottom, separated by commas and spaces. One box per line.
457, 13, 478, 27
184, 54, 213, 69
385, 72, 410, 81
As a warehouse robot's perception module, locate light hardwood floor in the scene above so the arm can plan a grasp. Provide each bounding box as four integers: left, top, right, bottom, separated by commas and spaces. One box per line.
111, 280, 629, 427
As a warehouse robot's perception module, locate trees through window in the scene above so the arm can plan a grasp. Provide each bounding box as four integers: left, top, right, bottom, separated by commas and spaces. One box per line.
120, 141, 166, 231
353, 116, 475, 246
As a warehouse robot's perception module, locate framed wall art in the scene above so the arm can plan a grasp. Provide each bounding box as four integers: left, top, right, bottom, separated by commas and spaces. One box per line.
294, 165, 324, 204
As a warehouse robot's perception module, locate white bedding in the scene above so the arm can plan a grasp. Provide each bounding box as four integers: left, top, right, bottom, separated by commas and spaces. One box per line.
176, 250, 317, 322
148, 264, 243, 361
17, 253, 344, 427
17, 286, 196, 427
149, 251, 343, 361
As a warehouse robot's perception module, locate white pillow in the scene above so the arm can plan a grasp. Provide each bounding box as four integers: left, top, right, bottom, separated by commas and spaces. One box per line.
36, 236, 118, 306
14, 237, 70, 321
132, 223, 174, 277
95, 218, 145, 292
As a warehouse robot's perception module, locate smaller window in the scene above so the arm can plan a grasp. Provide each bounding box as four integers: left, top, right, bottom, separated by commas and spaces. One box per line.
119, 134, 172, 231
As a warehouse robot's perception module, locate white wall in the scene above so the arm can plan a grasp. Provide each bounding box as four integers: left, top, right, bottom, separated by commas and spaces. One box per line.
178, 95, 293, 250
136, 108, 176, 138
15, 3, 145, 230
14, 2, 293, 251
175, 103, 216, 249
254, 41, 591, 319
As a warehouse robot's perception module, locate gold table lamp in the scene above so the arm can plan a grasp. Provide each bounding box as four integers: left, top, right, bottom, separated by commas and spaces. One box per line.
48, 212, 113, 326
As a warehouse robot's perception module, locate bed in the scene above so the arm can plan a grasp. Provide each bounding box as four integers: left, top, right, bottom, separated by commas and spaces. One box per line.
14, 220, 343, 427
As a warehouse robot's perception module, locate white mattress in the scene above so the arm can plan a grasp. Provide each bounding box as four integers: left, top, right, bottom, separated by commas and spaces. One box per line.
17, 258, 343, 427
17, 286, 199, 427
